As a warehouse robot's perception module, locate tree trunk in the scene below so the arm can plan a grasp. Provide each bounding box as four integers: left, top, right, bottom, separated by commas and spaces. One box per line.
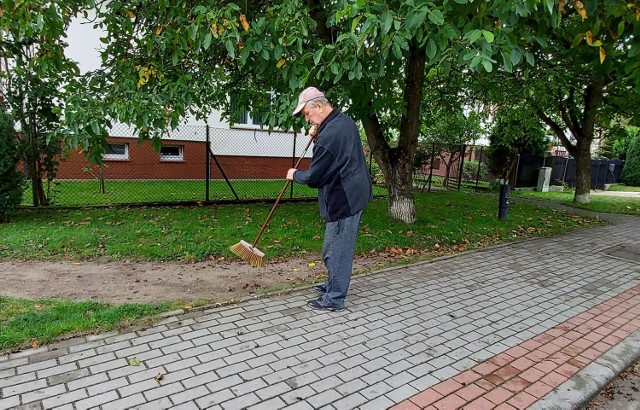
24, 127, 49, 207
535, 80, 604, 205
386, 154, 416, 223
28, 160, 47, 207
362, 117, 417, 223
573, 139, 592, 204
359, 42, 425, 224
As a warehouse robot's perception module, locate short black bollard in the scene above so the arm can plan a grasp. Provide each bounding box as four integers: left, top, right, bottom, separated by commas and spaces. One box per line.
498, 183, 510, 220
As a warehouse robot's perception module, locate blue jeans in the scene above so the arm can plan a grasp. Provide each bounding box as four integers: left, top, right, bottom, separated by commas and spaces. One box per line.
320, 211, 362, 308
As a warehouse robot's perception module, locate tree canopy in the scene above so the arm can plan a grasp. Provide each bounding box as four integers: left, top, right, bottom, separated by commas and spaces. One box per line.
2, 0, 640, 215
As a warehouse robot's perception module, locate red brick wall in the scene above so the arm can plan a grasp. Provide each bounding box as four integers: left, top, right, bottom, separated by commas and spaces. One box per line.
55, 137, 311, 180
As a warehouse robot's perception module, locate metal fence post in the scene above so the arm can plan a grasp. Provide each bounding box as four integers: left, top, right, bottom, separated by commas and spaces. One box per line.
475, 146, 483, 190
205, 125, 210, 202
513, 153, 521, 188
428, 142, 435, 192
290, 130, 297, 199
562, 157, 569, 186
457, 144, 466, 190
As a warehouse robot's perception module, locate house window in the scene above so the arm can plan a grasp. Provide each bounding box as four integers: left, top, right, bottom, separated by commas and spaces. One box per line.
160, 145, 183, 161
230, 92, 273, 128
103, 143, 129, 160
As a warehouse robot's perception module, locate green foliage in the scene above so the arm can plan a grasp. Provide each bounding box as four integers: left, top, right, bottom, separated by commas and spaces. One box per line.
4, 0, 640, 214
620, 135, 640, 186
598, 124, 638, 160
0, 1, 85, 205
0, 110, 24, 222
488, 106, 549, 180
463, 160, 489, 182
422, 107, 484, 148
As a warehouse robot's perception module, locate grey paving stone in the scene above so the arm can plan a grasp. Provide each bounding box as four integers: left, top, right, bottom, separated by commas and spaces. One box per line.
104, 392, 148, 410
336, 378, 368, 396
216, 362, 251, 378
280, 385, 316, 405
361, 369, 392, 386
206, 374, 244, 393
136, 396, 174, 409
15, 359, 58, 375
161, 340, 196, 355
0, 370, 36, 389
1, 378, 47, 396
220, 391, 261, 410
333, 391, 369, 409
255, 381, 292, 401
169, 384, 210, 405
230, 378, 268, 397
359, 394, 396, 410
20, 384, 68, 405
306, 388, 342, 408
247, 396, 287, 410
270, 355, 302, 371
87, 376, 129, 396
143, 381, 185, 402
67, 372, 109, 391
309, 375, 342, 394
74, 390, 119, 410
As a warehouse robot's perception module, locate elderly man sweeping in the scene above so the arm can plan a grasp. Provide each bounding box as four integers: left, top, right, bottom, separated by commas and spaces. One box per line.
287, 87, 373, 311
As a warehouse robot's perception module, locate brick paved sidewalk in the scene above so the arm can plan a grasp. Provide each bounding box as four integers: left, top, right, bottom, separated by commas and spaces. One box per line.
1, 213, 639, 410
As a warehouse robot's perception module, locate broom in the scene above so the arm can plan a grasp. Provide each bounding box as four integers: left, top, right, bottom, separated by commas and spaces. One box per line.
230, 134, 315, 267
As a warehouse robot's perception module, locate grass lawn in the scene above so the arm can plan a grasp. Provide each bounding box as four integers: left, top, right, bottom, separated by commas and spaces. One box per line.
0, 298, 178, 351
607, 184, 640, 192
23, 179, 387, 207
0, 189, 607, 352
514, 190, 640, 216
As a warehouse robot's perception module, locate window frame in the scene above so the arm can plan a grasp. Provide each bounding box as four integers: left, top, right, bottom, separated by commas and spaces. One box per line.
102, 143, 129, 161
159, 144, 184, 161
229, 91, 275, 129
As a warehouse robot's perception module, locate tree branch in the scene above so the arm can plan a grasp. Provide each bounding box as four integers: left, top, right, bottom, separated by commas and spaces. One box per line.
535, 106, 576, 156
398, 43, 426, 155
305, 0, 334, 44
582, 79, 605, 138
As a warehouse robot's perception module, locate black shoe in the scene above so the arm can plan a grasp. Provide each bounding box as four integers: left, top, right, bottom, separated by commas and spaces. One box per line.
312, 284, 326, 293
307, 298, 345, 312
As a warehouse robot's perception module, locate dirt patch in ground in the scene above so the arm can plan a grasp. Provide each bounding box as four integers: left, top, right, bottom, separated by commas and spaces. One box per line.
0, 255, 391, 305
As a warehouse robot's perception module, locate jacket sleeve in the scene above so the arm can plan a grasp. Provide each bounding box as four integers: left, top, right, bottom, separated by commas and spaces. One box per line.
292, 145, 337, 189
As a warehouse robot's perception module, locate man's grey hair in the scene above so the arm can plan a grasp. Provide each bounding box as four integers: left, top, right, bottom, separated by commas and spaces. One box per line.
307, 96, 331, 108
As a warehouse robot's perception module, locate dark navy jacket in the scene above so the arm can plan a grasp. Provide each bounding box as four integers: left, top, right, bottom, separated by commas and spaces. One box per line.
293, 110, 373, 222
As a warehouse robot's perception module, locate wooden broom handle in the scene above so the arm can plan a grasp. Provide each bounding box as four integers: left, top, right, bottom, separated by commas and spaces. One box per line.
252, 136, 315, 247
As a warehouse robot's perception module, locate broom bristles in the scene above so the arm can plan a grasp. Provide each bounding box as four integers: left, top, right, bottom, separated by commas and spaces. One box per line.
230, 240, 265, 268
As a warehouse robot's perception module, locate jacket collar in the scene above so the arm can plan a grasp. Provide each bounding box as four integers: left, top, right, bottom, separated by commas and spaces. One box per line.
317, 109, 340, 135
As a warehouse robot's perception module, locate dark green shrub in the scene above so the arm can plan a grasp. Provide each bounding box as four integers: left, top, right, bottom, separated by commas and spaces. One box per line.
0, 110, 24, 222
463, 160, 489, 182
620, 135, 640, 187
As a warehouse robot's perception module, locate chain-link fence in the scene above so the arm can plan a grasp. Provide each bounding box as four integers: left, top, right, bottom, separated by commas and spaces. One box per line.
411, 143, 625, 193
21, 124, 387, 207
413, 144, 493, 192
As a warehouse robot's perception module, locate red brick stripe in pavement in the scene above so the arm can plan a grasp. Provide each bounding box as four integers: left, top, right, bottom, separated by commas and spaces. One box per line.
391, 284, 640, 410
